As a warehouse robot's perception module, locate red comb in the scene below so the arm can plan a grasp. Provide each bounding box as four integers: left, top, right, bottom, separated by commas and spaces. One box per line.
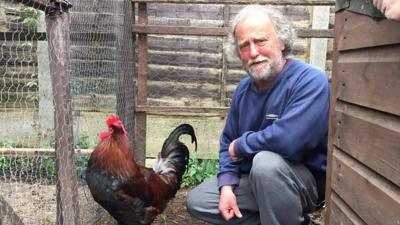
106, 115, 121, 127
103, 114, 126, 135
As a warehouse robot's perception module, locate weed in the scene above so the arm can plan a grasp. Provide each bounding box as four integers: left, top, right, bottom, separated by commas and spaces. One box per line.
21, 6, 40, 29
181, 153, 219, 188
0, 139, 15, 148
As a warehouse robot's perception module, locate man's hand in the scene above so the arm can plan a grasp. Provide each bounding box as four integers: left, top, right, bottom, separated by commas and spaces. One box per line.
219, 186, 243, 221
373, 0, 400, 21
228, 140, 239, 161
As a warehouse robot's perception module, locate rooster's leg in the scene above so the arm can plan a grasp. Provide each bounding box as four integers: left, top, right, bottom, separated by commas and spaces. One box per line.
139, 206, 159, 224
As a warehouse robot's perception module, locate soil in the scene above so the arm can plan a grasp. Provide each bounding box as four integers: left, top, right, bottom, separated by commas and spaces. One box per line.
0, 182, 324, 225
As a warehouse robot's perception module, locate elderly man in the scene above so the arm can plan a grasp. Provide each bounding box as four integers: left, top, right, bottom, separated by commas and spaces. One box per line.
186, 5, 329, 225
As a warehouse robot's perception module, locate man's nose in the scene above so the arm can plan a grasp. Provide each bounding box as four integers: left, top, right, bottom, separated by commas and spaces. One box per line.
249, 43, 259, 58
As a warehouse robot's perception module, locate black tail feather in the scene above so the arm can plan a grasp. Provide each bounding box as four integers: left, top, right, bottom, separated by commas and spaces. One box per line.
161, 124, 197, 158
160, 124, 197, 178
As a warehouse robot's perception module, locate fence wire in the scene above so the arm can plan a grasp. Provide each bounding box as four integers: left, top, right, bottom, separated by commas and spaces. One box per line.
1, 0, 135, 224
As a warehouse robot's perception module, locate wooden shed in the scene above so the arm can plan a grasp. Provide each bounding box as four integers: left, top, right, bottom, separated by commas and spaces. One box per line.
325, 2, 400, 224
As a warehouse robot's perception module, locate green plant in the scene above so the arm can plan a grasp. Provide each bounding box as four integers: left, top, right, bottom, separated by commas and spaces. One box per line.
22, 6, 40, 29
41, 135, 55, 148
41, 156, 56, 174
0, 156, 12, 173
0, 139, 15, 148
75, 132, 97, 149
76, 155, 89, 181
181, 153, 219, 188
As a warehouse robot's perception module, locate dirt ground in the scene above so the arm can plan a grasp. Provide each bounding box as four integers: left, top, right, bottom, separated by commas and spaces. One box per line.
0, 182, 323, 225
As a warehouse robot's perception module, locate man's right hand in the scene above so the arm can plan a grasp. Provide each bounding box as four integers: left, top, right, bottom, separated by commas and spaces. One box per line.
218, 186, 243, 221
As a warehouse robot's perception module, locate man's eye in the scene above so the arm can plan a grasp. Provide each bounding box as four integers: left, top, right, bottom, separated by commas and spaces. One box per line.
239, 44, 249, 50
255, 40, 268, 46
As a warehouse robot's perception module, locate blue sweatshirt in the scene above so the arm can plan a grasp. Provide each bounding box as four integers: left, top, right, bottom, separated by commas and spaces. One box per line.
218, 59, 330, 188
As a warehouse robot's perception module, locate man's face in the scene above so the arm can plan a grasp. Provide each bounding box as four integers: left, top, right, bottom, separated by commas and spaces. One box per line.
235, 15, 285, 83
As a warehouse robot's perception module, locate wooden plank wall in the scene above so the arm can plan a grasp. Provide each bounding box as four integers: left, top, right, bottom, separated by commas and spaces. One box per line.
326, 10, 400, 225
136, 3, 333, 109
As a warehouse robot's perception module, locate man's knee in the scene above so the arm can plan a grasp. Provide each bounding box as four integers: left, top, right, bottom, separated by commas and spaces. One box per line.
186, 178, 219, 215
186, 188, 200, 215
250, 151, 288, 181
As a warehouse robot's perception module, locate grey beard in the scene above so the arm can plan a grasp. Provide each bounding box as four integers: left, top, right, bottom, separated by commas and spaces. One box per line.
245, 63, 278, 82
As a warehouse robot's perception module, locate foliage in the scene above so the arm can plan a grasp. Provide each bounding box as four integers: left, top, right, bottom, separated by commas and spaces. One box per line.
21, 6, 40, 29
181, 153, 219, 188
76, 155, 89, 181
40, 156, 56, 175
0, 139, 15, 148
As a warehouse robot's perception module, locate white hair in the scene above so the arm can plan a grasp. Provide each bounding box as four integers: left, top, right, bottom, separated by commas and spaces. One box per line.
225, 5, 296, 59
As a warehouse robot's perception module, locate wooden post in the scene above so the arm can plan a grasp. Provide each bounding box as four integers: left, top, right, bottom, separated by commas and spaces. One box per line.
37, 11, 54, 146
45, 8, 80, 225
220, 5, 230, 107
134, 2, 148, 166
309, 6, 330, 70
116, 0, 136, 151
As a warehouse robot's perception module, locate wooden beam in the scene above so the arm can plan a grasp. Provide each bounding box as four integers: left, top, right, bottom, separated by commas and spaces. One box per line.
10, 0, 47, 11
45, 11, 80, 225
132, 25, 228, 36
131, 0, 335, 5
116, 0, 136, 153
134, 2, 148, 166
132, 24, 334, 38
135, 105, 228, 116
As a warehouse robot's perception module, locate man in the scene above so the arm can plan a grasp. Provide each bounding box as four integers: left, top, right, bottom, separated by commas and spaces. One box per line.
186, 5, 329, 225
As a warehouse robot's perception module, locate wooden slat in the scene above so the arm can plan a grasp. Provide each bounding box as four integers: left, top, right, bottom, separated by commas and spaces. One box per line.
147, 36, 223, 53
329, 192, 367, 225
332, 149, 400, 225
336, 46, 400, 116
132, 25, 334, 38
133, 25, 228, 36
136, 105, 228, 116
336, 11, 400, 51
132, 0, 335, 5
148, 51, 221, 68
333, 102, 400, 186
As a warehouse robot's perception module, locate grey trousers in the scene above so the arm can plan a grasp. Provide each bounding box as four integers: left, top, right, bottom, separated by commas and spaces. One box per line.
186, 151, 320, 225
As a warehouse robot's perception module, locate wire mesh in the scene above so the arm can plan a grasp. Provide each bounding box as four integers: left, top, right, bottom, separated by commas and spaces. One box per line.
1, 0, 134, 224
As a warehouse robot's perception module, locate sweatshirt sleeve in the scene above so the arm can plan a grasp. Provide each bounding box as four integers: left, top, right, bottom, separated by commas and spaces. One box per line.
217, 86, 242, 188
235, 70, 330, 161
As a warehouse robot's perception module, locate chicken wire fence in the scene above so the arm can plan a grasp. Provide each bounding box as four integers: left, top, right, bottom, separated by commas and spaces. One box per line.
1, 0, 136, 224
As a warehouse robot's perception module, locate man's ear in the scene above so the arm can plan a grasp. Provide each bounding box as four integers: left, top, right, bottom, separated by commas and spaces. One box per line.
279, 39, 285, 52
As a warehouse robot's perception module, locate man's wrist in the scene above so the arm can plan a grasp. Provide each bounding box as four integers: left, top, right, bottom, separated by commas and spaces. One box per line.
221, 185, 234, 193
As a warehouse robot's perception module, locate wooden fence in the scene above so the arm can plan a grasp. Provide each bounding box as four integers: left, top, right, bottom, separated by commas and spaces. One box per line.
326, 9, 400, 225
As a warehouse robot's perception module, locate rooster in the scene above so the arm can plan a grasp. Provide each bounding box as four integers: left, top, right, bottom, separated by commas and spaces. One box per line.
85, 115, 197, 225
